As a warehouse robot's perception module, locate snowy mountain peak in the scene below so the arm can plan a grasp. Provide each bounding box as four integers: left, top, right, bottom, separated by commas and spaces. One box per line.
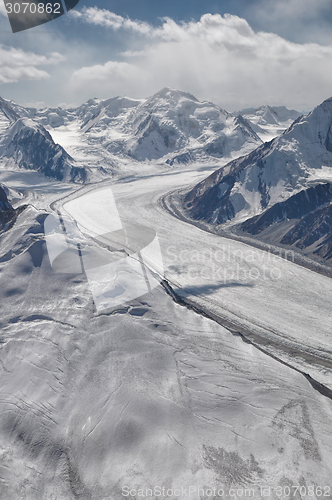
256, 105, 279, 125
127, 89, 260, 162
0, 96, 20, 123
184, 94, 332, 231
8, 117, 46, 137
148, 87, 199, 104
237, 104, 302, 141
286, 96, 332, 147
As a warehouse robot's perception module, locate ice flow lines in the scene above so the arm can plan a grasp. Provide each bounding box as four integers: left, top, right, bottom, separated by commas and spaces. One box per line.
44, 187, 164, 312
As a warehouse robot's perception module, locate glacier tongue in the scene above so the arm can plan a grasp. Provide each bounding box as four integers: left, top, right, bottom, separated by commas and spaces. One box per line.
1, 194, 332, 498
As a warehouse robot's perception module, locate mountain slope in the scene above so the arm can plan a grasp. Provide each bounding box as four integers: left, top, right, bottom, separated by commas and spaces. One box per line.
236, 105, 302, 141
0, 97, 23, 134
0, 90, 303, 183
1, 118, 87, 182
124, 88, 262, 162
184, 97, 332, 263
0, 90, 265, 181
29, 88, 263, 166
0, 183, 25, 231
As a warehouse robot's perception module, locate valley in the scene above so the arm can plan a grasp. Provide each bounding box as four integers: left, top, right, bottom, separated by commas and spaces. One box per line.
0, 89, 332, 499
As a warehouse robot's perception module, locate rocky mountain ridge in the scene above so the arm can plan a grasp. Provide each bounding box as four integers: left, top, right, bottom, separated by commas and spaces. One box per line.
184, 97, 332, 263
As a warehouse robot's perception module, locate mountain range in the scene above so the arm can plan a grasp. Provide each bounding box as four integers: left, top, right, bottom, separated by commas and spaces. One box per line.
235, 105, 302, 142
0, 88, 296, 182
184, 97, 332, 264
3, 86, 330, 264
1, 88, 332, 497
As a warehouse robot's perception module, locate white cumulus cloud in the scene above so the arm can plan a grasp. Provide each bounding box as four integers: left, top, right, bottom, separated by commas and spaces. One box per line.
69, 10, 332, 111
71, 60, 147, 89
71, 7, 152, 35
0, 46, 65, 84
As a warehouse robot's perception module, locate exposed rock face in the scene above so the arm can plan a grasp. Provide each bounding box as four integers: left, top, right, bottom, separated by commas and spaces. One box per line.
184, 97, 332, 263
2, 119, 86, 182
280, 203, 332, 260
184, 140, 274, 224
0, 185, 24, 231
127, 88, 262, 162
185, 98, 332, 225
240, 183, 332, 235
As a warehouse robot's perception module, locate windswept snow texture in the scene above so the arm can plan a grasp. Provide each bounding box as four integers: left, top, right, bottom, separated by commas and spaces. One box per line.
184, 96, 332, 262
1, 179, 332, 498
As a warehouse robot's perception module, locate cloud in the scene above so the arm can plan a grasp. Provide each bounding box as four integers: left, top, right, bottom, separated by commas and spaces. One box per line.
68, 10, 332, 111
71, 60, 147, 89
245, 0, 332, 44
251, 0, 330, 24
71, 7, 152, 36
0, 46, 65, 83
71, 7, 255, 42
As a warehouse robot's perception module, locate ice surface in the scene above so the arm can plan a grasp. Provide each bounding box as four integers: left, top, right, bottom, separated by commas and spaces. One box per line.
0, 92, 331, 499
1, 204, 332, 498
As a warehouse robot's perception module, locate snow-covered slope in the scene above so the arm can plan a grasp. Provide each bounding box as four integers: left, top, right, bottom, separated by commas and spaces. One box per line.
0, 96, 33, 122
46, 88, 262, 165
21, 88, 261, 165
0, 118, 87, 183
2, 175, 332, 498
184, 96, 332, 262
124, 88, 262, 163
0, 89, 265, 182
0, 97, 23, 135
236, 105, 302, 142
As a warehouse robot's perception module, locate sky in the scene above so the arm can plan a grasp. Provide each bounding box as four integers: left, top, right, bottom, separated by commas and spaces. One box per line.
1, 0, 332, 111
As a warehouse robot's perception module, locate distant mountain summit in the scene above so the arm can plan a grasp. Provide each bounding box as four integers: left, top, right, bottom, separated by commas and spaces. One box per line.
0, 89, 302, 182
184, 97, 332, 263
240, 105, 301, 126
234, 105, 302, 142
126, 87, 262, 163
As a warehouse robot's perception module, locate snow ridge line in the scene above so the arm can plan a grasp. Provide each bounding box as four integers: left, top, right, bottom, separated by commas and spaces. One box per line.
161, 279, 332, 402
